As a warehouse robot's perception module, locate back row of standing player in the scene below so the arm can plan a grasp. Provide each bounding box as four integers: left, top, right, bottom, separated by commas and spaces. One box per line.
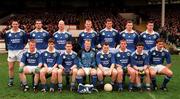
5, 18, 173, 92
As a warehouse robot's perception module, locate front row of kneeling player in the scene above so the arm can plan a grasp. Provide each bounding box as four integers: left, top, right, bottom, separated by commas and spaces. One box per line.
18, 38, 173, 92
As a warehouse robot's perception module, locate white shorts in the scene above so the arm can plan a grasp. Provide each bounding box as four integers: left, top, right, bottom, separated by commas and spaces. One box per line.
26, 66, 37, 74
137, 67, 144, 71
150, 65, 165, 73
46, 67, 54, 74
104, 67, 110, 72
83, 68, 91, 75
7, 50, 24, 62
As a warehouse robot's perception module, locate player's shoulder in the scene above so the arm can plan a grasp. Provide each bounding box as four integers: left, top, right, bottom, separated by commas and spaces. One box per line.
131, 51, 136, 56
140, 31, 146, 35
5, 29, 11, 33
149, 47, 156, 52
66, 31, 72, 35
162, 48, 169, 53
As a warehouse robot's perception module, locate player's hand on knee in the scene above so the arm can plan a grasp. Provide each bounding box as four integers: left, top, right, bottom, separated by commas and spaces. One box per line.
35, 67, 40, 73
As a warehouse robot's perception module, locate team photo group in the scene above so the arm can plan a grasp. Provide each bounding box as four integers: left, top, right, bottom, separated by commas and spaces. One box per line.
5, 18, 173, 93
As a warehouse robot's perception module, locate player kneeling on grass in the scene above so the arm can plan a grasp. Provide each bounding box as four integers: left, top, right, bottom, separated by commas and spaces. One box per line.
40, 38, 59, 92
149, 38, 173, 91
76, 40, 97, 87
57, 41, 78, 92
115, 39, 135, 91
96, 42, 117, 89
131, 42, 151, 91
19, 40, 42, 92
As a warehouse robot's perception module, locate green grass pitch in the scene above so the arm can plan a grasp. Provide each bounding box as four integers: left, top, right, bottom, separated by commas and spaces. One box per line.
0, 54, 180, 99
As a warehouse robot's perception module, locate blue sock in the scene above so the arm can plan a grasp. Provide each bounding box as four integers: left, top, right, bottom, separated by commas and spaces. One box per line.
76, 76, 83, 84
151, 77, 157, 87
42, 84, 46, 89
58, 83, 63, 89
128, 82, 133, 89
162, 76, 172, 87
91, 75, 97, 86
50, 83, 55, 89
99, 80, 104, 85
118, 83, 123, 89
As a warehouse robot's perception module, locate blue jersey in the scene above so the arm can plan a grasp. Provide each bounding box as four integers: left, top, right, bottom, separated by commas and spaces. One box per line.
5, 29, 27, 50
115, 49, 131, 68
42, 50, 60, 67
53, 31, 72, 50
29, 29, 50, 50
79, 30, 97, 49
78, 49, 96, 68
59, 51, 79, 69
96, 51, 115, 68
149, 47, 171, 65
139, 31, 159, 50
21, 50, 42, 66
99, 28, 118, 48
131, 51, 149, 67
118, 30, 139, 52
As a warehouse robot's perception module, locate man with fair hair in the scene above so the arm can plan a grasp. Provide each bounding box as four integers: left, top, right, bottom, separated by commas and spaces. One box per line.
53, 20, 72, 54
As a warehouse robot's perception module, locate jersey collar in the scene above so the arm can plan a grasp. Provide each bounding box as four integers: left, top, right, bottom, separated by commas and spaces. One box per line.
124, 29, 135, 33
135, 50, 144, 55
28, 49, 37, 54
65, 51, 73, 55
104, 28, 113, 31
34, 28, 44, 32
119, 48, 128, 52
10, 28, 21, 33
102, 50, 110, 54
84, 29, 94, 33
57, 30, 66, 34
46, 47, 56, 53
145, 30, 156, 35
155, 46, 164, 52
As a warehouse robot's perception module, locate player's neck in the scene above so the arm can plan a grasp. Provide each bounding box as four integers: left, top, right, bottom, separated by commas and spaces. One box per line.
147, 30, 154, 34
85, 28, 92, 33
12, 28, 19, 32
120, 48, 126, 52
59, 29, 65, 32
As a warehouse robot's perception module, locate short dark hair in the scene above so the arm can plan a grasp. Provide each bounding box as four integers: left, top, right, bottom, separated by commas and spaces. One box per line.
65, 41, 72, 45
35, 19, 42, 24
126, 20, 133, 24
136, 42, 144, 47
147, 20, 154, 24
48, 38, 54, 44
102, 42, 109, 46
120, 39, 127, 43
29, 39, 36, 44
106, 18, 112, 23
156, 38, 164, 44
11, 20, 19, 24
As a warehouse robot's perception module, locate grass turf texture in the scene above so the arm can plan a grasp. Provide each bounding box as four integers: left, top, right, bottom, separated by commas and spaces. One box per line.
0, 53, 180, 99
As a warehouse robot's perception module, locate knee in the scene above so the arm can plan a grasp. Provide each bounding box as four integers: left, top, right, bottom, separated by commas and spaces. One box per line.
91, 69, 97, 75
167, 70, 173, 77
112, 69, 117, 75
57, 69, 63, 75
77, 69, 84, 76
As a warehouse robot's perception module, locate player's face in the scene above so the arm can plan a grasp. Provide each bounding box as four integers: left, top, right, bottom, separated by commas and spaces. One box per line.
106, 21, 113, 29
84, 41, 91, 50
102, 45, 109, 53
120, 41, 127, 49
156, 42, 164, 50
29, 42, 36, 52
126, 23, 133, 31
85, 21, 92, 30
58, 22, 65, 30
12, 21, 19, 29
147, 23, 154, 31
48, 42, 55, 50
35, 21, 42, 29
65, 44, 73, 52
136, 46, 144, 53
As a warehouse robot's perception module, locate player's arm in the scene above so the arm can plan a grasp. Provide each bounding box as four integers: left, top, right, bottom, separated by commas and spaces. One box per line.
109, 54, 115, 73
96, 53, 104, 72
165, 52, 172, 68
71, 55, 78, 70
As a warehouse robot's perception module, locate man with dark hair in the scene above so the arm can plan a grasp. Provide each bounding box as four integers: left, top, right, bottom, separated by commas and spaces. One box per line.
5, 20, 28, 86
29, 19, 50, 53
139, 20, 159, 51
149, 38, 173, 91
96, 42, 117, 89
98, 18, 118, 53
